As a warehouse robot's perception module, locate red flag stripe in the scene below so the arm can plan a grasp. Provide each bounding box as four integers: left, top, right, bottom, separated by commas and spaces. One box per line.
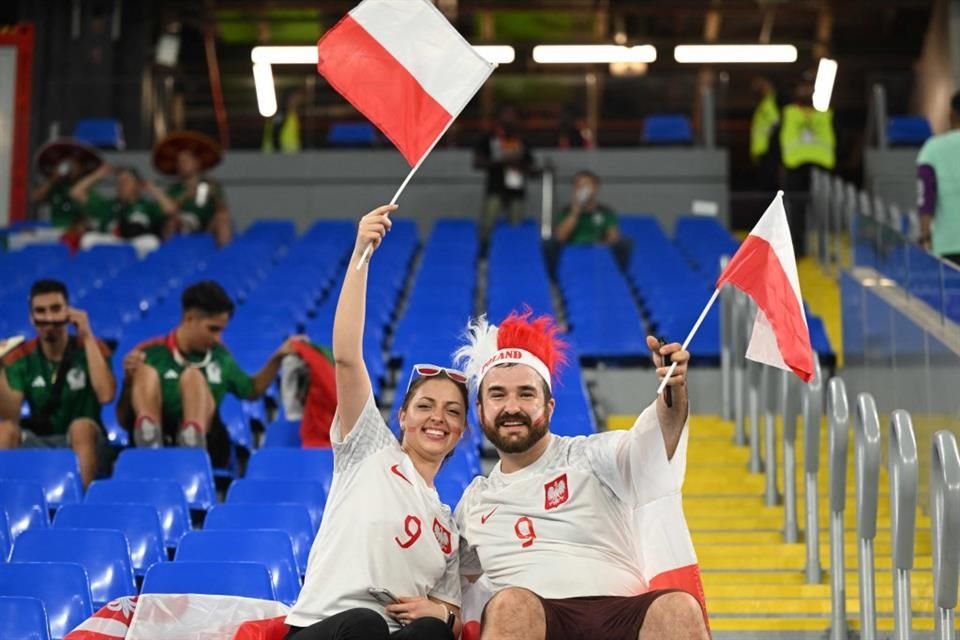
717, 234, 814, 381
317, 14, 452, 166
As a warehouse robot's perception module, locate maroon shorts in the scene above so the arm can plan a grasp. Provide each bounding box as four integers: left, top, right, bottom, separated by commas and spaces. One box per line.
537, 589, 683, 640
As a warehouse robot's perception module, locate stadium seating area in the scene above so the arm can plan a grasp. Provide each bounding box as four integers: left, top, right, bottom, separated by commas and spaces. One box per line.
0, 214, 836, 638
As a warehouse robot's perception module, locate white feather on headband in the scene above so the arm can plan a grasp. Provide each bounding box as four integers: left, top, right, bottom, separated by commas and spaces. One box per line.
453, 314, 500, 394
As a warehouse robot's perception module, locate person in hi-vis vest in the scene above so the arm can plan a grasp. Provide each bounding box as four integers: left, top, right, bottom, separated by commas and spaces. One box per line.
750, 77, 781, 191
779, 79, 836, 258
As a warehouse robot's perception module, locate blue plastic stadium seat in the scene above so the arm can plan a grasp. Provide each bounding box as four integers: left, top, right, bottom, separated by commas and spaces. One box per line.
204, 503, 315, 575
887, 116, 932, 146
84, 479, 190, 549
0, 511, 9, 561
12, 529, 136, 609
53, 504, 165, 578
0, 562, 93, 640
642, 114, 693, 144
226, 479, 326, 530
0, 595, 51, 640
263, 418, 303, 447
72, 118, 125, 150
175, 529, 300, 605
113, 449, 216, 510
434, 467, 473, 509
0, 451, 82, 508
142, 561, 276, 601
0, 481, 48, 539
327, 122, 378, 146
246, 449, 335, 494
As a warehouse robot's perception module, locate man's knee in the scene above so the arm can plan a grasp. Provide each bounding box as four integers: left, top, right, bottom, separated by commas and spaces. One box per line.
67, 418, 99, 447
179, 367, 211, 397
0, 421, 21, 448
133, 362, 160, 391
644, 591, 707, 633
482, 587, 543, 624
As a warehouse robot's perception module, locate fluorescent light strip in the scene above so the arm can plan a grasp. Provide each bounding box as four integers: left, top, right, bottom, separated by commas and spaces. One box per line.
812, 58, 838, 112
674, 44, 798, 63
250, 45, 515, 65
532, 44, 656, 64
473, 45, 515, 64
253, 63, 278, 117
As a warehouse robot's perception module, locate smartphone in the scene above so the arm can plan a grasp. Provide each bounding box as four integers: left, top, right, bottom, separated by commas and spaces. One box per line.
658, 337, 673, 409
368, 587, 401, 606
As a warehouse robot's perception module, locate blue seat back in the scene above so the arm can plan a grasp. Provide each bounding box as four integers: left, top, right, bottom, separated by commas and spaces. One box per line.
84, 479, 190, 549
12, 529, 135, 608
887, 115, 932, 146
141, 561, 276, 600
263, 419, 302, 447
0, 595, 51, 640
72, 118, 125, 150
642, 114, 693, 144
0, 562, 93, 640
0, 451, 82, 508
113, 449, 216, 510
226, 479, 326, 530
176, 530, 300, 605
0, 481, 48, 540
327, 122, 377, 146
204, 503, 314, 575
0, 511, 9, 561
246, 449, 334, 494
53, 503, 165, 577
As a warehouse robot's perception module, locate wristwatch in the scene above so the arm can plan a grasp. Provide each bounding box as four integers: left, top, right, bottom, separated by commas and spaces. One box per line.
440, 603, 455, 630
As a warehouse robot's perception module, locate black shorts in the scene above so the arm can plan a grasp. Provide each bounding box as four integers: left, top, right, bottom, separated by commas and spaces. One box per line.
537, 589, 683, 640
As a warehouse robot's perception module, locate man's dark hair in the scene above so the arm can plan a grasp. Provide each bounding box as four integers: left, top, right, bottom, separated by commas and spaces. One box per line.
29, 279, 69, 303
181, 280, 235, 317
574, 169, 600, 185
114, 165, 143, 182
951, 91, 960, 118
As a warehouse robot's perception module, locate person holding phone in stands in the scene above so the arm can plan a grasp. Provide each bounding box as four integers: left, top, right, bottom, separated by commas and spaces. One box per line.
284, 205, 463, 640
0, 280, 115, 488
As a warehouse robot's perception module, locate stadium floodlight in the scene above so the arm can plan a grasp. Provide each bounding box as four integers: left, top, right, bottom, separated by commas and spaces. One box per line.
473, 45, 516, 64
251, 46, 318, 65
812, 58, 838, 112
532, 44, 657, 64
673, 44, 798, 63
253, 63, 278, 118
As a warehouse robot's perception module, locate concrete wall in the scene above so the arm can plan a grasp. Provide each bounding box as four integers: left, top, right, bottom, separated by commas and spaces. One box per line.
863, 147, 919, 212
103, 148, 729, 235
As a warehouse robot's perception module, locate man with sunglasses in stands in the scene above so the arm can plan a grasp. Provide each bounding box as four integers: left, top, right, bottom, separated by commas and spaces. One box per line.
453, 313, 708, 640
0, 279, 116, 488
116, 280, 301, 468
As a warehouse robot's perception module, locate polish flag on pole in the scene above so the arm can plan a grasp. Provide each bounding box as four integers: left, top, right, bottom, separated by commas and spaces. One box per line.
316, 0, 496, 268
656, 191, 813, 398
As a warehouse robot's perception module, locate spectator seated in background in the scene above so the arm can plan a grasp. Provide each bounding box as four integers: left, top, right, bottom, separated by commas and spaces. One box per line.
26, 139, 105, 250
69, 164, 177, 258
116, 281, 300, 468
0, 279, 115, 487
546, 170, 632, 273
153, 131, 233, 247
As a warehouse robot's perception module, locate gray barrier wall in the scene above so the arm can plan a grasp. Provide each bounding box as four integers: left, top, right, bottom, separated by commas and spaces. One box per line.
863, 148, 920, 213
100, 148, 729, 234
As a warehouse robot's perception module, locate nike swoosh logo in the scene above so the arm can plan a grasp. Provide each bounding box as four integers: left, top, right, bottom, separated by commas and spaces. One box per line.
390, 464, 412, 485
481, 506, 498, 524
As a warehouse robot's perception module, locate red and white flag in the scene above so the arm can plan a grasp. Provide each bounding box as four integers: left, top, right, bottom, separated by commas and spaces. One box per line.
717, 191, 814, 382
317, 0, 495, 167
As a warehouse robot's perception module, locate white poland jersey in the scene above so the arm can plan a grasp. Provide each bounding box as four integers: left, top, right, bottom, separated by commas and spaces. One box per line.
455, 401, 688, 599
286, 393, 460, 630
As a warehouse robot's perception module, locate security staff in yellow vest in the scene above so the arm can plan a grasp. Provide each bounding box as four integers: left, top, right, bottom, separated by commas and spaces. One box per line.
750, 77, 781, 191
780, 80, 836, 257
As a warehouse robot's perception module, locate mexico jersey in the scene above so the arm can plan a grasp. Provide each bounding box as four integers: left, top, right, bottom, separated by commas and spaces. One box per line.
455, 402, 688, 599
286, 393, 460, 630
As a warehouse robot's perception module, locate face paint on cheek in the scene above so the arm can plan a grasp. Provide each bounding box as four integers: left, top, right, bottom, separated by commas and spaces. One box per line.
531, 415, 547, 429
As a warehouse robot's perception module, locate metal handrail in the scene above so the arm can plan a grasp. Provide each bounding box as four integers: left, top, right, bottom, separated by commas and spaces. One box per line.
732, 291, 748, 446
889, 410, 918, 640
720, 270, 732, 422
931, 430, 960, 640
781, 368, 800, 542
803, 354, 823, 584
854, 392, 882, 640
827, 376, 850, 640
762, 364, 780, 506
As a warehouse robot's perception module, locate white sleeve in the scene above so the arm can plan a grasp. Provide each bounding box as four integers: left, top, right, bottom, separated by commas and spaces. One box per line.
428, 543, 462, 607
330, 391, 399, 473
582, 401, 688, 508
454, 484, 483, 578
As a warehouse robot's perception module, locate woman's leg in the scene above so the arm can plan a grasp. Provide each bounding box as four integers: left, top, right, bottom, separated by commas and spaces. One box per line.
390, 617, 454, 640
285, 608, 390, 640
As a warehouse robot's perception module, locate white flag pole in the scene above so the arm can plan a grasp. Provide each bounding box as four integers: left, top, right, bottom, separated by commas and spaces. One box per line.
656, 287, 722, 397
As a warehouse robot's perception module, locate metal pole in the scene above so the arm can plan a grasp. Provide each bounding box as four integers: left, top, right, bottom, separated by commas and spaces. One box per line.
763, 365, 780, 506
854, 393, 881, 640
873, 83, 889, 149
889, 410, 918, 640
540, 160, 555, 241
748, 358, 763, 474
782, 369, 799, 543
733, 293, 747, 446
931, 431, 960, 640
701, 85, 716, 149
804, 353, 823, 584
720, 263, 732, 421
828, 377, 850, 640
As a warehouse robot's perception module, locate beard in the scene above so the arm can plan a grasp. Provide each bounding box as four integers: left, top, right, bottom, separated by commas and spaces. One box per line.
481, 407, 549, 454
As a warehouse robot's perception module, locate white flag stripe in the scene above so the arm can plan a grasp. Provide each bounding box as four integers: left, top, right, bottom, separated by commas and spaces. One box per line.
350, 0, 494, 116
72, 616, 130, 637
747, 194, 808, 328
745, 309, 791, 372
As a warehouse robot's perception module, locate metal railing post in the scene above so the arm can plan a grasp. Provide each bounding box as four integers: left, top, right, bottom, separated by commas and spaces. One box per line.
889, 410, 918, 640
931, 430, 960, 640
828, 377, 850, 640
732, 292, 747, 446
854, 393, 881, 640
748, 357, 763, 473
762, 365, 780, 505
782, 368, 799, 542
540, 160, 556, 241
803, 354, 824, 584
720, 268, 732, 422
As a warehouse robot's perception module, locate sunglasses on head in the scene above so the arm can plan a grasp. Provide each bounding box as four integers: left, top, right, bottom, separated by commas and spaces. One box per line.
405, 363, 468, 393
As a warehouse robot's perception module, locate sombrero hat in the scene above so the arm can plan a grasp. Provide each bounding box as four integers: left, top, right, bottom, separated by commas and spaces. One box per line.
152, 130, 222, 175
34, 139, 104, 178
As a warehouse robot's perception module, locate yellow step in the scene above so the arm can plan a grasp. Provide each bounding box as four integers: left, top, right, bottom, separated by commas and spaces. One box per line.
705, 597, 937, 615
707, 616, 935, 632
704, 582, 935, 599
702, 571, 934, 588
